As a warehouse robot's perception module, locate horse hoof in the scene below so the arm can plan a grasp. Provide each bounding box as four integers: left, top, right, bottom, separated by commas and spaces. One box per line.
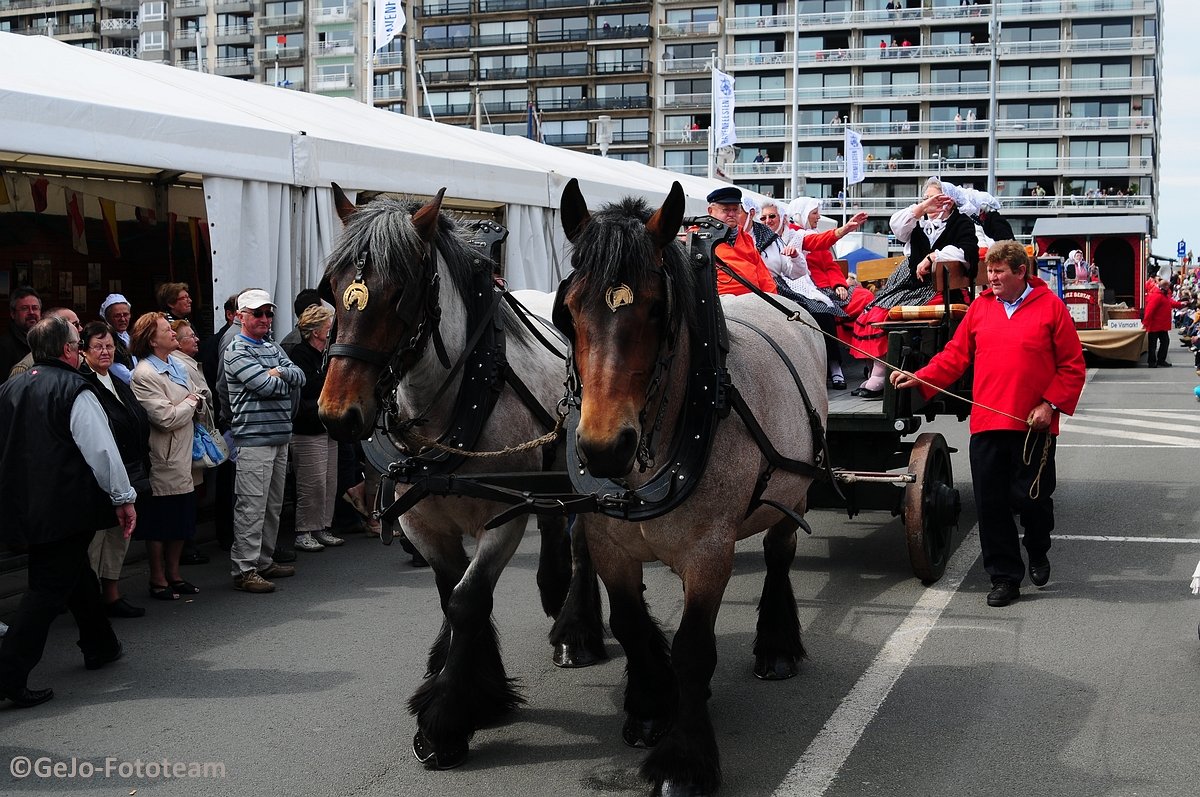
553, 642, 603, 669
622, 715, 671, 749
658, 779, 710, 797
412, 731, 468, 770
753, 655, 799, 681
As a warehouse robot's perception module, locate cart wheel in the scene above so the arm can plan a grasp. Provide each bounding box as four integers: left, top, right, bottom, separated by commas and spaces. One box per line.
903, 433, 959, 583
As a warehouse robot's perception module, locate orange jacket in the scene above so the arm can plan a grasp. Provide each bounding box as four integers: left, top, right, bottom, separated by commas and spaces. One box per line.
715, 229, 778, 296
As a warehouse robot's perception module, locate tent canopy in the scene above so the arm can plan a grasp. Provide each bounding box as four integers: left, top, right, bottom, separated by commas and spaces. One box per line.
0, 32, 771, 324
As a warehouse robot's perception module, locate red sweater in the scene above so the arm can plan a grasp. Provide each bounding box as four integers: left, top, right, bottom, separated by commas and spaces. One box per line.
794, 229, 845, 289
715, 229, 778, 296
1143, 289, 1183, 333
914, 277, 1085, 435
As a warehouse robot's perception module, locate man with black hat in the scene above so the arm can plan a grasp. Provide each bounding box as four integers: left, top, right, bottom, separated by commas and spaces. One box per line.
704, 186, 779, 297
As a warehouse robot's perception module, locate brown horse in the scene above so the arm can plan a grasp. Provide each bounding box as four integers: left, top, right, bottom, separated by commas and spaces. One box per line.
554, 179, 828, 795
317, 186, 604, 770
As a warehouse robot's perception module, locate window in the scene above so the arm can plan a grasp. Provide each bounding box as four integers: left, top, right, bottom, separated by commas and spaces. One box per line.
596, 48, 647, 73
537, 16, 587, 42
537, 85, 585, 111
664, 150, 707, 168
481, 87, 525, 113
265, 0, 304, 15
738, 73, 787, 101
537, 50, 587, 77
423, 23, 469, 40
1069, 139, 1129, 169
999, 101, 1056, 120
997, 141, 1057, 170
478, 53, 527, 79
610, 117, 649, 143
1073, 20, 1132, 40
666, 7, 718, 23
141, 1, 166, 22
478, 20, 527, 45
999, 63, 1060, 91
733, 3, 781, 18
426, 90, 471, 113
273, 65, 304, 88
733, 37, 786, 55
610, 152, 649, 165
423, 56, 471, 80
141, 30, 165, 51
1001, 24, 1059, 43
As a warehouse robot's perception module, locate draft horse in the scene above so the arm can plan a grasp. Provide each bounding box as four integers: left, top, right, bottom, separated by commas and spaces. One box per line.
317, 186, 604, 769
554, 179, 829, 795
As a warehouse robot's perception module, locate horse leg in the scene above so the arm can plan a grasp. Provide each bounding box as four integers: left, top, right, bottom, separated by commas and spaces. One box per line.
641, 558, 731, 797
409, 523, 526, 770
753, 517, 806, 680
535, 514, 572, 617
590, 530, 675, 749
547, 516, 607, 668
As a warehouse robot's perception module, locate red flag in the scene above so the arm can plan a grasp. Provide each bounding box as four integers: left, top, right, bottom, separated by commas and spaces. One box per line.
135, 206, 157, 226
30, 177, 48, 213
66, 188, 88, 255
99, 197, 121, 258
188, 217, 201, 271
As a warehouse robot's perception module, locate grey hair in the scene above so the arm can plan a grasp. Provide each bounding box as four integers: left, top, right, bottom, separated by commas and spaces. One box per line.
28, 316, 75, 361
923, 176, 944, 194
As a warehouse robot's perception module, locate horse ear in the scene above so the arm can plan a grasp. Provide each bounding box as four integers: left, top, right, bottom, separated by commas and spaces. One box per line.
646, 182, 686, 250
332, 182, 357, 222
560, 178, 591, 243
412, 188, 447, 243
317, 275, 334, 305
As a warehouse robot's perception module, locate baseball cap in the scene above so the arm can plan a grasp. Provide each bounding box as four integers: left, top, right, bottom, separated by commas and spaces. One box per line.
237, 289, 275, 312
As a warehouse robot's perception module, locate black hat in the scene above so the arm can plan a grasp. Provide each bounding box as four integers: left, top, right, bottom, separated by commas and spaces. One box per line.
706, 186, 742, 205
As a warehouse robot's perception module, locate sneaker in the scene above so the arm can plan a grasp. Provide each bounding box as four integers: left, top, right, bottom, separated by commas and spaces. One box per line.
314, 530, 345, 547
295, 533, 325, 552
257, 563, 295, 579
234, 571, 275, 593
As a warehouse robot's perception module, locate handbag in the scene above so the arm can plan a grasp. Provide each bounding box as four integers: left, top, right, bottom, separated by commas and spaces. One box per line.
192, 419, 229, 469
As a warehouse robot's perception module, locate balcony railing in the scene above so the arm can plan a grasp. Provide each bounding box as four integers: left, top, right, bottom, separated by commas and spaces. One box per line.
1000, 36, 1155, 57
374, 84, 405, 100
420, 0, 472, 15
314, 41, 354, 56
422, 68, 473, 82
659, 55, 711, 74
996, 0, 1158, 18
747, 0, 1155, 32
312, 5, 354, 23
476, 66, 529, 80
530, 63, 589, 78
101, 45, 138, 57
657, 20, 721, 39
100, 18, 139, 32
375, 51, 405, 67
536, 96, 651, 111
213, 24, 253, 38
259, 12, 304, 29
215, 55, 252, 69
658, 128, 709, 145
260, 45, 302, 60
172, 0, 206, 12
313, 72, 353, 90
659, 92, 709, 109
663, 163, 709, 176
594, 59, 649, 75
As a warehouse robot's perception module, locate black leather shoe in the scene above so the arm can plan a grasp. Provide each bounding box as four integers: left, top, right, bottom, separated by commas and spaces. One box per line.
1, 686, 54, 708
1157, 360, 1173, 367
104, 597, 146, 618
272, 549, 297, 564
986, 582, 1020, 607
83, 641, 124, 671
851, 386, 884, 399
179, 550, 209, 566
1029, 556, 1051, 587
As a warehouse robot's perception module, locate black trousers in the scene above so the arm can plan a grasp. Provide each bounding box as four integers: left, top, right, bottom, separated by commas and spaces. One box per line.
969, 430, 1057, 586
1148, 331, 1169, 365
0, 529, 118, 691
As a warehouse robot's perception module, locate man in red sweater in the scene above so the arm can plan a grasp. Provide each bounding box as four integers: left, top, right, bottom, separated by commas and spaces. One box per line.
1143, 278, 1183, 368
892, 240, 1085, 607
705, 186, 778, 297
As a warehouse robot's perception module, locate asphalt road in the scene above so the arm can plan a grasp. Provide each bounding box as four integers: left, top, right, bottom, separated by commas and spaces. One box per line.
4, 348, 1200, 797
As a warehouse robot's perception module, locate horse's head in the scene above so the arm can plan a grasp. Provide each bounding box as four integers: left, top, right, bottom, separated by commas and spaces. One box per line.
555, 178, 689, 478
318, 183, 448, 441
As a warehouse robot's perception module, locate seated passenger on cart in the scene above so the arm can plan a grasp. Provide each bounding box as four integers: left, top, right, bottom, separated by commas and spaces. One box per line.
848, 177, 981, 398
783, 197, 874, 389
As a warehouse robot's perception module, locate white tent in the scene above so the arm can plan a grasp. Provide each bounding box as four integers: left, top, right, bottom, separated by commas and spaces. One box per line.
0, 33, 753, 330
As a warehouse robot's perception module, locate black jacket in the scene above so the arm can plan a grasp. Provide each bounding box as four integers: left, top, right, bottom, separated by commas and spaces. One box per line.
289, 339, 328, 436
907, 207, 980, 281
0, 326, 30, 385
81, 367, 151, 472
0, 360, 116, 545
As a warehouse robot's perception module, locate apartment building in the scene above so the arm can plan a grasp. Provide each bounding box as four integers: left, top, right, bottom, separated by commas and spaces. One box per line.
2, 0, 1161, 242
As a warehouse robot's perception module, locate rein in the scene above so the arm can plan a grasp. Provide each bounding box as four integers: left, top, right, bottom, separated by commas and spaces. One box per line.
715, 260, 1053, 499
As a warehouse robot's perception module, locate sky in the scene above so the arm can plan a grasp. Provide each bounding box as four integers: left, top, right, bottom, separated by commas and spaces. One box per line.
1152, 0, 1200, 261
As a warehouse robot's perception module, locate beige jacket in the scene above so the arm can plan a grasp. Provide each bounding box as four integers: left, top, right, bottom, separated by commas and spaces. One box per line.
131, 354, 208, 497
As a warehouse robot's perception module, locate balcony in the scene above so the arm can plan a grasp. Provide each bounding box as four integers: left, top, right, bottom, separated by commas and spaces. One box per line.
659, 92, 709, 109
530, 63, 589, 79
213, 0, 252, 13
312, 4, 355, 24
172, 0, 206, 15
214, 24, 253, 45
420, 0, 472, 13
658, 128, 709, 146
101, 45, 138, 58
543, 132, 590, 146
260, 45, 303, 61
374, 84, 405, 101
660, 55, 711, 74
471, 32, 529, 48
375, 50, 405, 67
415, 35, 470, 51
485, 99, 529, 114
313, 72, 354, 91
420, 103, 473, 117
998, 76, 1154, 95
726, 51, 792, 69
99, 0, 140, 10
214, 55, 254, 76
996, 0, 1158, 19
657, 20, 721, 39
259, 13, 304, 30
98, 18, 137, 35
999, 36, 1155, 58
314, 41, 355, 57
537, 96, 651, 111
476, 66, 529, 80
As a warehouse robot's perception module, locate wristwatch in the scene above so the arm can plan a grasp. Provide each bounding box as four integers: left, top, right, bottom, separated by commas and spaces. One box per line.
1043, 400, 1060, 412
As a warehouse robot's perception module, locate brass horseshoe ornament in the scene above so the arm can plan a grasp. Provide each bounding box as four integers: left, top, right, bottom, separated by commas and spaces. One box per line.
343, 281, 370, 311
605, 283, 634, 312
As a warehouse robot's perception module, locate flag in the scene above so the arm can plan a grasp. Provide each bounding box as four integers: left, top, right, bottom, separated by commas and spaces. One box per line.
0, 170, 9, 206
135, 206, 157, 226
374, 0, 405, 52
844, 128, 865, 186
66, 188, 88, 255
99, 197, 121, 258
712, 68, 737, 149
30, 177, 48, 213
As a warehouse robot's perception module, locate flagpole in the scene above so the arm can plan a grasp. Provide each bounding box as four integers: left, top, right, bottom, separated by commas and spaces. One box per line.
789, 2, 799, 201
365, 0, 374, 106
708, 50, 717, 180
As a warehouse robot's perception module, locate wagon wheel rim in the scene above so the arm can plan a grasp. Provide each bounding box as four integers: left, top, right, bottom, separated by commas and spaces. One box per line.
903, 433, 959, 583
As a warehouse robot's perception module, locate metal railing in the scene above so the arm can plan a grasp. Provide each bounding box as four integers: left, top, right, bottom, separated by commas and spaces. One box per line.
313, 41, 355, 56
657, 20, 722, 38
658, 129, 709, 145
659, 92, 710, 109
723, 115, 1150, 141
312, 72, 353, 90
312, 5, 354, 22
659, 56, 712, 74
721, 155, 1151, 178
99, 19, 139, 32
259, 12, 304, 28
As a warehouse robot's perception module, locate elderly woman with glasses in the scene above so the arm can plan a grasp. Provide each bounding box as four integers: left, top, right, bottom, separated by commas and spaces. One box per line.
129, 312, 209, 600
80, 321, 151, 618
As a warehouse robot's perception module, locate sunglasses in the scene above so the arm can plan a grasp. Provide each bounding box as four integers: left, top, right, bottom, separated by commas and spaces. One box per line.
248, 309, 274, 319
762, 214, 779, 220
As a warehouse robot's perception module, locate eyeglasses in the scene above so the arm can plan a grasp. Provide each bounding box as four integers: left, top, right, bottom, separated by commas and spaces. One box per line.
249, 309, 274, 319
109, 312, 131, 320
67, 340, 82, 350
762, 214, 778, 220
88, 344, 116, 353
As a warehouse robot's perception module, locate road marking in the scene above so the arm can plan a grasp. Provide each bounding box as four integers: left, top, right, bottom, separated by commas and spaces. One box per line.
1052, 534, 1200, 544
773, 526, 980, 797
1056, 424, 1198, 446
1059, 444, 1200, 448
1062, 412, 1199, 435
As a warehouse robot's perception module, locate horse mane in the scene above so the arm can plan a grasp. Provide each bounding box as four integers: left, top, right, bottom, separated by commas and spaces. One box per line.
570, 196, 696, 337
324, 196, 530, 345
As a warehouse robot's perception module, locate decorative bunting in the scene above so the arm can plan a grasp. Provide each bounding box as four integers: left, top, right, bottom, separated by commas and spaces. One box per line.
0, 170, 10, 206
99, 197, 121, 258
65, 188, 88, 255
135, 206, 157, 226
30, 177, 49, 213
